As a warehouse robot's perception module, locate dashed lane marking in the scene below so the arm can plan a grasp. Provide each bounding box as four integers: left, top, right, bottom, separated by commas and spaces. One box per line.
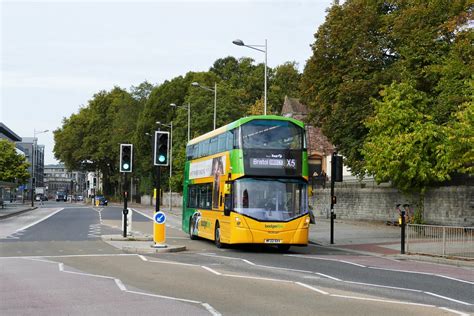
199, 252, 473, 307
18, 256, 221, 316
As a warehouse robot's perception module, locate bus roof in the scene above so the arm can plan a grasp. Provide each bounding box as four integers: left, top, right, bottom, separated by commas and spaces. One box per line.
187, 115, 305, 146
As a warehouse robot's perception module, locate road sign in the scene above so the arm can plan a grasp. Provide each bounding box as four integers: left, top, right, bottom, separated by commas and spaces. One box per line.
154, 211, 166, 224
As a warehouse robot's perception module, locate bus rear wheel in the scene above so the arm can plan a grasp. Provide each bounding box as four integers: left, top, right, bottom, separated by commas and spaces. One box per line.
189, 217, 198, 240
214, 222, 224, 248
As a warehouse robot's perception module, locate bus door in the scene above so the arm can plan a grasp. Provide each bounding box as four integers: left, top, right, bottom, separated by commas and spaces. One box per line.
218, 181, 232, 242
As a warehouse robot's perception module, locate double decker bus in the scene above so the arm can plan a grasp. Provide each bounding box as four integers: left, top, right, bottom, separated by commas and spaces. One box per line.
182, 115, 310, 251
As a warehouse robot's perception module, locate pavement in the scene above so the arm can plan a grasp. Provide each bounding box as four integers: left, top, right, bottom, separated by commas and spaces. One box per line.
2, 201, 472, 267
0, 202, 37, 220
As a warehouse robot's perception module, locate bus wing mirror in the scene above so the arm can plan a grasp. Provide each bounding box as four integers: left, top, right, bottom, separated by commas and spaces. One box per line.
224, 195, 231, 216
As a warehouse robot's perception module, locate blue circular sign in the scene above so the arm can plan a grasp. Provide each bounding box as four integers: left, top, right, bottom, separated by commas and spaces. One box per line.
154, 211, 166, 224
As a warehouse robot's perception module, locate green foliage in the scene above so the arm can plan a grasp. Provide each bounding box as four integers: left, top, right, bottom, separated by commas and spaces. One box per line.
0, 139, 30, 183
54, 86, 143, 196
362, 82, 448, 193
302, 0, 473, 190
54, 55, 305, 195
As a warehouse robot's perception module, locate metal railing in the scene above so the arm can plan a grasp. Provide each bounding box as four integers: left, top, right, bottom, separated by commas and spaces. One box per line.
406, 224, 474, 259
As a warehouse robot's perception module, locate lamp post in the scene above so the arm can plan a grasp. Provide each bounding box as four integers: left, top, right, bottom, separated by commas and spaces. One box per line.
191, 82, 217, 130
233, 38, 268, 115
156, 121, 173, 212
31, 129, 49, 207
170, 103, 191, 142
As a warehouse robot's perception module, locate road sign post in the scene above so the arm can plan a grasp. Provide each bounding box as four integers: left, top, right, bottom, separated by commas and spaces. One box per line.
153, 211, 167, 248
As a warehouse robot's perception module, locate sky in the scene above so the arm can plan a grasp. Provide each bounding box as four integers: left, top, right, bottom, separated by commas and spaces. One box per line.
1, 0, 333, 164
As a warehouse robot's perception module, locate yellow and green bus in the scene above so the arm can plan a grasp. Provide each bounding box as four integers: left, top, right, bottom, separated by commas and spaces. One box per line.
182, 115, 310, 251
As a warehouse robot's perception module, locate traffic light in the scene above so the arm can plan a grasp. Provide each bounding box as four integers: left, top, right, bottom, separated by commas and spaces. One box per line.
154, 131, 169, 166
331, 153, 343, 182
120, 144, 133, 172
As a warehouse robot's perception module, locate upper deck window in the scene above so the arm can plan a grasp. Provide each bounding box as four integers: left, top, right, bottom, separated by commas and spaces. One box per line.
241, 120, 303, 150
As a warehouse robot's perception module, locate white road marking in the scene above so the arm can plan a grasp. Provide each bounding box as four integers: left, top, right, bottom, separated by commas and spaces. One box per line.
424, 292, 472, 306
21, 256, 220, 315
199, 253, 313, 274
114, 278, 127, 291
11, 252, 471, 314
316, 273, 341, 281
2, 253, 137, 259
126, 290, 202, 304
224, 273, 293, 283
295, 282, 329, 295
369, 266, 474, 285
130, 208, 153, 221
437, 275, 474, 285
329, 294, 436, 308
242, 259, 256, 266
138, 255, 148, 262
288, 254, 474, 285
2, 208, 65, 238
439, 307, 470, 316
147, 259, 199, 267
199, 252, 473, 307
286, 254, 367, 267
202, 303, 222, 316
202, 266, 222, 275
344, 281, 422, 292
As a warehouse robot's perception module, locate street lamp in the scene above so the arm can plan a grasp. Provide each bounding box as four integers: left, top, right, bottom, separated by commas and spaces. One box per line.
170, 103, 191, 142
31, 129, 49, 207
233, 38, 268, 115
191, 82, 217, 130
156, 121, 173, 212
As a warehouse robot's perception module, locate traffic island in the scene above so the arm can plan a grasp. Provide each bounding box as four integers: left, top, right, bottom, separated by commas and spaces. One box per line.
101, 234, 186, 254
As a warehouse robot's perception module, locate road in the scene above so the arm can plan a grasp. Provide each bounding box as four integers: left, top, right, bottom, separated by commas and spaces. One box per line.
1, 202, 472, 315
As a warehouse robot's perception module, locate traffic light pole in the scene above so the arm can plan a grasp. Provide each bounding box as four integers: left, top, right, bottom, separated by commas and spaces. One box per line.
330, 152, 337, 244
155, 167, 161, 213
123, 173, 129, 238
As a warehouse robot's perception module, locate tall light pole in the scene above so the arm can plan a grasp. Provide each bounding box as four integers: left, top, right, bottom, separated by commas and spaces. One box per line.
233, 38, 268, 115
191, 82, 217, 130
156, 121, 173, 212
170, 103, 191, 142
31, 129, 49, 207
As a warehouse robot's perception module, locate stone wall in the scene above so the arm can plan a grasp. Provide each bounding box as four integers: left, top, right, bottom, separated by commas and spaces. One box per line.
141, 192, 183, 207
310, 183, 473, 226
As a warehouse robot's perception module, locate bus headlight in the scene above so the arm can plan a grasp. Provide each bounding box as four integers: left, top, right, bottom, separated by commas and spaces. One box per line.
303, 216, 310, 228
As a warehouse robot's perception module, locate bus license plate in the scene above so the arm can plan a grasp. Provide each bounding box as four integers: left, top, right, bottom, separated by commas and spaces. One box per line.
265, 239, 282, 244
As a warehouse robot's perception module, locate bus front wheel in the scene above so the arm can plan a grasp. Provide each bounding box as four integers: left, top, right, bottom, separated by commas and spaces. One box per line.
214, 222, 224, 248
189, 217, 198, 240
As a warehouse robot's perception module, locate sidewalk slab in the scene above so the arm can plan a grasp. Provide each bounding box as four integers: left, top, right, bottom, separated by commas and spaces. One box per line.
0, 205, 37, 220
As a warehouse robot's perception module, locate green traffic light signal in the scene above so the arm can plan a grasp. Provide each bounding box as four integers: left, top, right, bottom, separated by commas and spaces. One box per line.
120, 144, 133, 172
154, 131, 169, 166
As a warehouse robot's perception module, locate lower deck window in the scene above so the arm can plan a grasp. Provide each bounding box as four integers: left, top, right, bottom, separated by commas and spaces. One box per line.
188, 183, 212, 210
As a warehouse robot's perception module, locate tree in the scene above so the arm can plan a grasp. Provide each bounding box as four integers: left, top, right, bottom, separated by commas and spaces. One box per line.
54, 87, 141, 196
301, 0, 472, 178
268, 62, 302, 114
300, 0, 399, 175
0, 139, 30, 184
362, 82, 451, 193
